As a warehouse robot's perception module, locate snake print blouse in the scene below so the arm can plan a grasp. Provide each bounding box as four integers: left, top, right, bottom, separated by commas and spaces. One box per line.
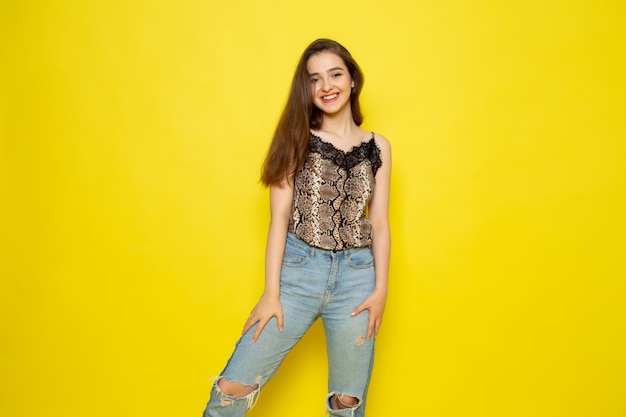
288, 132, 382, 251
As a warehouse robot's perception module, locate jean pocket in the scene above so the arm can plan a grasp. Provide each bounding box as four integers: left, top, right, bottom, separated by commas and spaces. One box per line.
346, 248, 374, 269
282, 249, 310, 267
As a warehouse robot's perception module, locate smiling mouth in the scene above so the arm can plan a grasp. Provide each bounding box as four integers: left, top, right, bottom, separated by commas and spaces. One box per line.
322, 93, 338, 102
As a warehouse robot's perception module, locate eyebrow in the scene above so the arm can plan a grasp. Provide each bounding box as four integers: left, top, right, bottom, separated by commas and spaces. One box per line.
308, 67, 346, 76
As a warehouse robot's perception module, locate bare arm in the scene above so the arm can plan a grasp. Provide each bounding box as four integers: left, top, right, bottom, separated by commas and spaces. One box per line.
242, 182, 294, 342
352, 134, 392, 340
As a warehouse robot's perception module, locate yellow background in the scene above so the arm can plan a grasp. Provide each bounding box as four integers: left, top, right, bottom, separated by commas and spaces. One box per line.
1, 1, 625, 416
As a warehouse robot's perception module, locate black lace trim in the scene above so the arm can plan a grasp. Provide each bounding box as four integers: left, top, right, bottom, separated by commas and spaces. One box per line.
309, 132, 382, 176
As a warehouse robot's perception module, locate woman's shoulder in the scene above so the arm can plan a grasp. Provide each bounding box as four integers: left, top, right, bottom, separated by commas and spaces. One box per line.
370, 132, 391, 154
369, 132, 391, 174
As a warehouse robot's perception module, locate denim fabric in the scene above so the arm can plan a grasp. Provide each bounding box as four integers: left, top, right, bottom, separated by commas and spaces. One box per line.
203, 233, 376, 417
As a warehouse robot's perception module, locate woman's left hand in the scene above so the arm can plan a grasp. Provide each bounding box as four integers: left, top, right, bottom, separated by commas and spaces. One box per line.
351, 288, 388, 340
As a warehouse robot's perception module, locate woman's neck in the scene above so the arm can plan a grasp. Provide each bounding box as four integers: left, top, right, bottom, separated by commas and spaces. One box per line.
318, 111, 360, 139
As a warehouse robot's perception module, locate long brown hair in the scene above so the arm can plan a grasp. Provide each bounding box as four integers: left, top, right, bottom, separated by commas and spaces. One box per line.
260, 39, 364, 186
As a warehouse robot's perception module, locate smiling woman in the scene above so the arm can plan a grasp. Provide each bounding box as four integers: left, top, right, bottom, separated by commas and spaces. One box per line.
308, 53, 355, 117
201, 38, 392, 417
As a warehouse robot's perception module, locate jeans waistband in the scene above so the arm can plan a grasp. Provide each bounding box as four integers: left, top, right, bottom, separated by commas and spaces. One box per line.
286, 233, 370, 257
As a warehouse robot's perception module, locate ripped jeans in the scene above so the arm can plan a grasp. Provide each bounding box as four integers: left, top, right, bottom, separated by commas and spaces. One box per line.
202, 233, 376, 417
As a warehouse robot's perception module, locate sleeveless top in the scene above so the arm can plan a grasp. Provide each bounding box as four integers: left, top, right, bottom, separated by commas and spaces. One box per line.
288, 132, 382, 251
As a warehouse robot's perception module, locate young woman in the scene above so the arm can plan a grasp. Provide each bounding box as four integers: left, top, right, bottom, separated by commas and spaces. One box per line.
203, 38, 391, 417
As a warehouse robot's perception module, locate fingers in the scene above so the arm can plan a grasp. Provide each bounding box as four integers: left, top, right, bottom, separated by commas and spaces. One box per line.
352, 291, 387, 340
242, 315, 258, 335
353, 301, 383, 340
252, 313, 284, 343
276, 311, 284, 333
351, 302, 365, 317
244, 309, 284, 343
366, 315, 384, 340
366, 317, 375, 340
252, 317, 269, 343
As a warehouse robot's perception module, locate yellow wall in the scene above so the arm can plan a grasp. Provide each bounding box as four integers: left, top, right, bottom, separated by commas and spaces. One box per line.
1, 1, 625, 416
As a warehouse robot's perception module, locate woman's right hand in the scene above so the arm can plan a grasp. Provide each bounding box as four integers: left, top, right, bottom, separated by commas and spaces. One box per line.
242, 293, 284, 343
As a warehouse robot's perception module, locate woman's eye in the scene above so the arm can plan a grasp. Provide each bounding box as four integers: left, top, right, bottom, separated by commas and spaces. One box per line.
331, 73, 342, 78
310, 77, 320, 83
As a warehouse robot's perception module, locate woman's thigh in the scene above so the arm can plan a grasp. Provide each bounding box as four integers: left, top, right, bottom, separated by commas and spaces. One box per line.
220, 235, 330, 387
322, 246, 376, 396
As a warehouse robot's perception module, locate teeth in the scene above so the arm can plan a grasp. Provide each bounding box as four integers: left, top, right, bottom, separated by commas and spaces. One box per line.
323, 94, 338, 100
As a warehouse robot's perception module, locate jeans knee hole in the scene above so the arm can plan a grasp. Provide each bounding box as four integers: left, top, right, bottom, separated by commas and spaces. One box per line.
329, 393, 360, 410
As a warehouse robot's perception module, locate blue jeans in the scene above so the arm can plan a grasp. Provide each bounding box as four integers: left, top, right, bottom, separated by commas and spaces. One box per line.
203, 233, 377, 417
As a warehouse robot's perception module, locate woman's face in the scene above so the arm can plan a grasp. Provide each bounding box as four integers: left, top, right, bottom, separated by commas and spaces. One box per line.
307, 51, 354, 116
